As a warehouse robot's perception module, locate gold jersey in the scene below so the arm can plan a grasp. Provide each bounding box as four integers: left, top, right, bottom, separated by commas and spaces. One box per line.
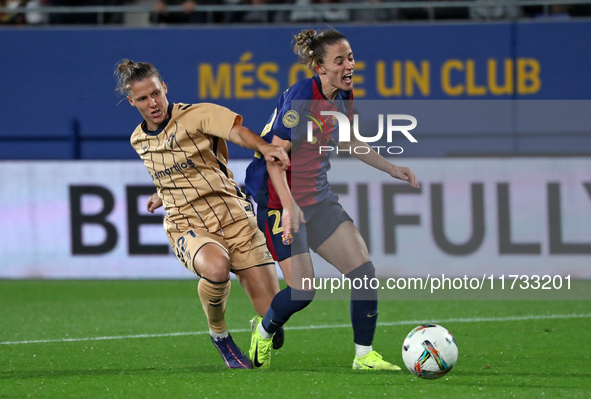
131, 102, 251, 234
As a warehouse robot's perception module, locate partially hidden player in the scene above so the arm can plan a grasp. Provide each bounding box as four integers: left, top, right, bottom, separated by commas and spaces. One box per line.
245, 29, 420, 370
115, 59, 289, 369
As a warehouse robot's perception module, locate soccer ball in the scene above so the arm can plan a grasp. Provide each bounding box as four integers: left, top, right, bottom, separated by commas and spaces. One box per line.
402, 324, 458, 379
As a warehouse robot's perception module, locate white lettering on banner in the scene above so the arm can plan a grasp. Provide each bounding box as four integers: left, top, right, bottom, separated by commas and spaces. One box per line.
0, 160, 590, 278
307, 111, 417, 154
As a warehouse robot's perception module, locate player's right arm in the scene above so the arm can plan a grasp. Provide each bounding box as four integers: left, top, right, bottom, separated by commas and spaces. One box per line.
341, 134, 420, 189
229, 123, 290, 171
266, 136, 305, 239
189, 103, 290, 170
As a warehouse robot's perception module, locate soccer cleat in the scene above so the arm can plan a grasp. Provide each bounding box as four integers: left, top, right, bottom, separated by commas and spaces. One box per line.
249, 316, 273, 369
352, 351, 402, 371
273, 326, 285, 350
210, 333, 253, 369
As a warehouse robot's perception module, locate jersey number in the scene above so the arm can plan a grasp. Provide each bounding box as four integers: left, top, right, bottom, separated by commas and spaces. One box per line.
267, 210, 283, 235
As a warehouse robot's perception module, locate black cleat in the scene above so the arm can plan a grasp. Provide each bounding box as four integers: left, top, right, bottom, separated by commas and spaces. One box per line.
272, 326, 284, 350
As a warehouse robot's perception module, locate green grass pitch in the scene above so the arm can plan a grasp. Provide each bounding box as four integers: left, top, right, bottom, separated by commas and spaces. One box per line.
1, 280, 589, 398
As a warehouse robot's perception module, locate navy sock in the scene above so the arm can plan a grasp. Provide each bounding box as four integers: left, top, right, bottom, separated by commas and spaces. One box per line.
346, 262, 378, 346
262, 286, 315, 334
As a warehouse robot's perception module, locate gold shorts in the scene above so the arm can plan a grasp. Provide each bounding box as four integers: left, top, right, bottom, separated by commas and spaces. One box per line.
167, 215, 274, 275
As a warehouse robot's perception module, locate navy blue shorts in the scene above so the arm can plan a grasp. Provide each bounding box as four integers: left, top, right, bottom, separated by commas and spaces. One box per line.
257, 193, 353, 261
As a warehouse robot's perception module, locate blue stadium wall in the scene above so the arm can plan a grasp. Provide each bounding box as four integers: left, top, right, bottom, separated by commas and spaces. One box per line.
1, 21, 591, 160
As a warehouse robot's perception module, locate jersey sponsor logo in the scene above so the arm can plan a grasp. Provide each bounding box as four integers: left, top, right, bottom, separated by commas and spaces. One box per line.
282, 110, 299, 128
309, 137, 338, 146
303, 109, 339, 146
150, 159, 195, 180
305, 109, 329, 134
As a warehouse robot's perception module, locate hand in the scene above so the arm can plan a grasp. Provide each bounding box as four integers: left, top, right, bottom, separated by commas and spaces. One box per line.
281, 203, 305, 244
391, 165, 420, 189
147, 193, 163, 213
261, 144, 290, 171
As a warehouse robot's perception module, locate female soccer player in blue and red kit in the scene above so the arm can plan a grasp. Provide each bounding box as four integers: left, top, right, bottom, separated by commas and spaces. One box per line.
245, 29, 420, 370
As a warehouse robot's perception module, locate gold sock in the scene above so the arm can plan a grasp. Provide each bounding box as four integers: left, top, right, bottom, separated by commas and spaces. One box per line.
197, 277, 231, 333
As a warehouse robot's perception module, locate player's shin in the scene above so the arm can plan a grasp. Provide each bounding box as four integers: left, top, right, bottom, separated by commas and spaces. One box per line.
346, 262, 378, 353
262, 286, 315, 334
198, 277, 231, 333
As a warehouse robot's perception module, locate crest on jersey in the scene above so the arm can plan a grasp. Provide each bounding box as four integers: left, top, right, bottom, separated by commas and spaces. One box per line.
282, 110, 299, 128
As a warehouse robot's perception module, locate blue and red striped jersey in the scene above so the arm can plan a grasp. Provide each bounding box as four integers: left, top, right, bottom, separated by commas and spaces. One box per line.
245, 75, 353, 209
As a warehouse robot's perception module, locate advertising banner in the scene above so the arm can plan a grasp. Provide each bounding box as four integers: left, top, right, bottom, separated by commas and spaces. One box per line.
1, 158, 589, 279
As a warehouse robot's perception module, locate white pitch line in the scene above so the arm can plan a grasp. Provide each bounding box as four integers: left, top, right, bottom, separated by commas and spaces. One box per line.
2, 313, 590, 346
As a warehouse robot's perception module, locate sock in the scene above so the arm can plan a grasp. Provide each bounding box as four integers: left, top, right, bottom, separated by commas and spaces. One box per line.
197, 277, 231, 333
209, 329, 229, 340
346, 262, 378, 346
258, 323, 273, 339
261, 286, 315, 334
355, 343, 373, 359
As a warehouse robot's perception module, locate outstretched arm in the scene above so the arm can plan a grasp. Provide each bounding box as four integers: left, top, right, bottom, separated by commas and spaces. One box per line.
229, 124, 290, 171
340, 136, 420, 189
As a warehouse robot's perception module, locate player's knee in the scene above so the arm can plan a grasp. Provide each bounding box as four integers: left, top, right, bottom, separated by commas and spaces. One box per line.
196, 258, 231, 282
346, 261, 376, 281
202, 266, 231, 283
347, 262, 377, 302
194, 246, 231, 281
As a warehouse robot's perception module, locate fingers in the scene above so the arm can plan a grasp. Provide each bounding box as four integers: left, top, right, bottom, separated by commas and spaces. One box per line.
398, 171, 410, 181
299, 212, 306, 225
147, 200, 159, 213
409, 172, 420, 189
265, 145, 290, 170
291, 214, 300, 234
403, 167, 420, 189
274, 157, 289, 171
281, 212, 292, 244
283, 220, 292, 238
147, 199, 155, 213
290, 208, 306, 234
291, 223, 300, 234
278, 147, 290, 166
147, 194, 163, 213
396, 166, 420, 189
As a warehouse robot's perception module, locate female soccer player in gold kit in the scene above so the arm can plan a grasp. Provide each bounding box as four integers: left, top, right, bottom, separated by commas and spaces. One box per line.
116, 59, 288, 369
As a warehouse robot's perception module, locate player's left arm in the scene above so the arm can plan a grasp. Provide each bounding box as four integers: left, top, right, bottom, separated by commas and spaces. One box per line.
228, 123, 290, 171
266, 136, 305, 239
340, 136, 420, 189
